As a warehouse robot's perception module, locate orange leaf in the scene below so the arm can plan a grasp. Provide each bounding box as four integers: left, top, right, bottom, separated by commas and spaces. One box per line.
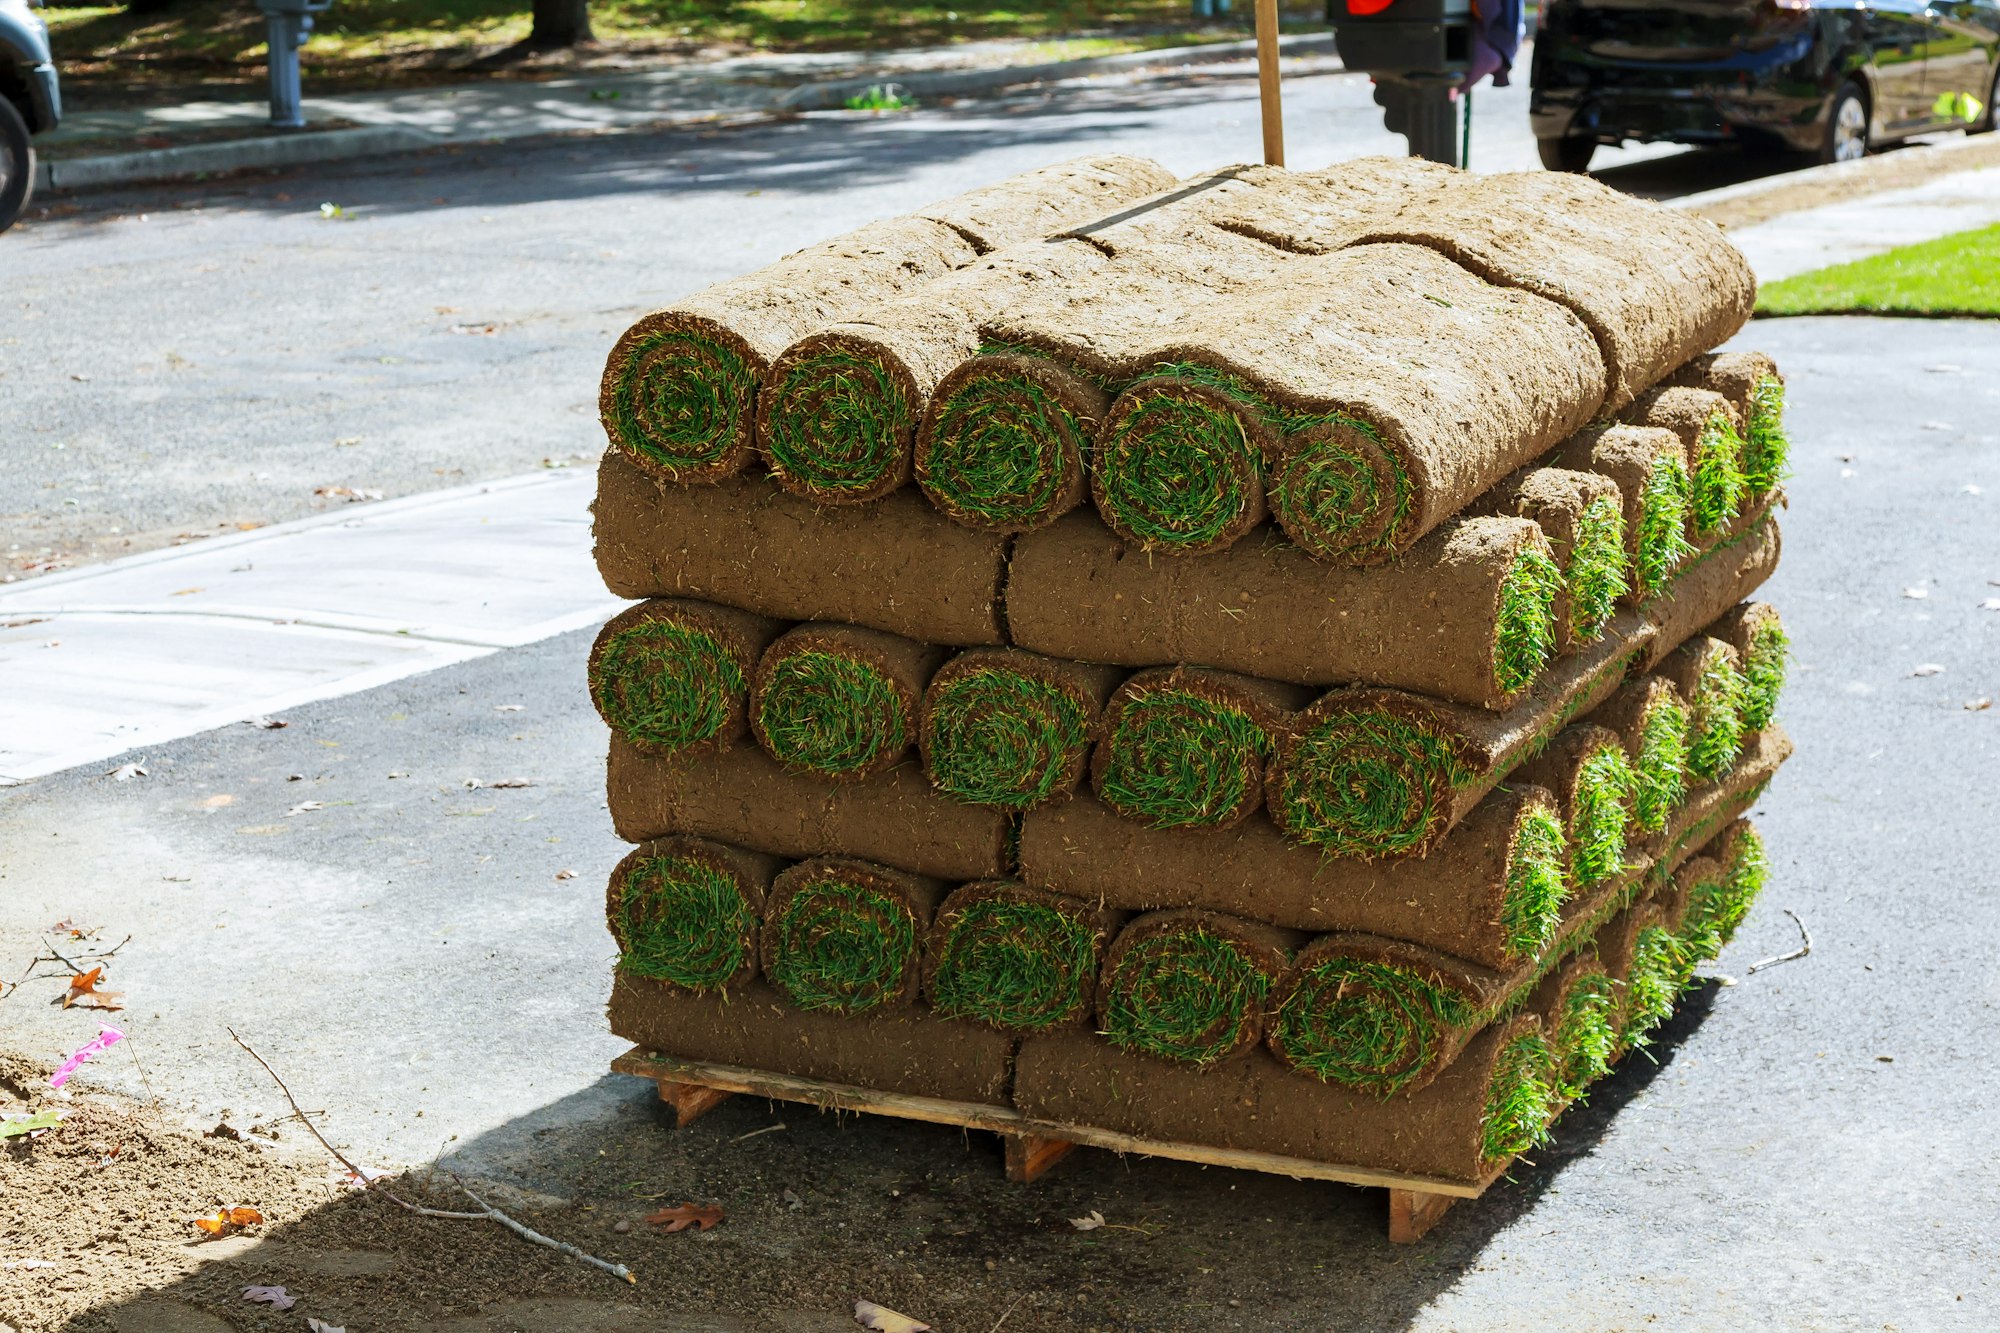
645, 1202, 723, 1233
63, 968, 123, 1011
193, 1206, 264, 1235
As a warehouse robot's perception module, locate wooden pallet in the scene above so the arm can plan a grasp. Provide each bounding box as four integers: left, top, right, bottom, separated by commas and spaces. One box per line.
613, 1047, 1500, 1243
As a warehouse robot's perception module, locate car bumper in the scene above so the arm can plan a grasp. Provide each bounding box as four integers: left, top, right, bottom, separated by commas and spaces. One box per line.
28, 59, 60, 132
1531, 83, 1825, 150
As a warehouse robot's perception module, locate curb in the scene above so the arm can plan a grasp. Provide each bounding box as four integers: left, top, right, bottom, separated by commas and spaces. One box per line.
1667, 132, 1997, 214
39, 33, 1336, 195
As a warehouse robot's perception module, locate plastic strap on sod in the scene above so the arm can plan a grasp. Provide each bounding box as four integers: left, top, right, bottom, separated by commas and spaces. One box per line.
1479, 1026, 1557, 1163
607, 839, 768, 994
926, 882, 1114, 1031
587, 600, 782, 756
760, 857, 937, 1014
601, 326, 762, 482
1266, 946, 1478, 1094
1092, 375, 1272, 555
759, 343, 916, 503
921, 650, 1114, 810
917, 352, 1105, 533
1268, 704, 1473, 858
1097, 912, 1292, 1065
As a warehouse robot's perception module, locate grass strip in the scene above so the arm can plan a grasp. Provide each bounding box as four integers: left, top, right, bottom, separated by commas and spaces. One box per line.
1687, 654, 1749, 784
1552, 969, 1617, 1097
1635, 455, 1697, 599
612, 852, 758, 993
761, 349, 911, 498
1100, 926, 1275, 1065
1480, 1030, 1557, 1162
1755, 222, 2000, 317
929, 895, 1101, 1030
1740, 621, 1789, 732
1494, 542, 1564, 697
924, 666, 1093, 809
1094, 377, 1265, 552
1688, 410, 1749, 537
1745, 375, 1791, 496
1571, 744, 1637, 891
1270, 710, 1471, 859
757, 650, 909, 779
1268, 957, 1476, 1094
1631, 694, 1691, 834
1566, 493, 1630, 643
1500, 803, 1570, 961
920, 358, 1093, 531
764, 874, 919, 1014
1096, 685, 1271, 830
590, 618, 747, 754
605, 329, 758, 478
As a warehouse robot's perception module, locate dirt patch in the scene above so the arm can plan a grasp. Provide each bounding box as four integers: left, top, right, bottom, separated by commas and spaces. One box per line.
1689, 139, 2000, 231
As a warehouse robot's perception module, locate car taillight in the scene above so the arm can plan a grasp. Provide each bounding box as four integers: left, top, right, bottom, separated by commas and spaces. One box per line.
1771, 0, 1810, 10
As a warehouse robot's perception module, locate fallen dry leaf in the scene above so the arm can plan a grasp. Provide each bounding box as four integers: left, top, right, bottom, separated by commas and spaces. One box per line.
285, 801, 327, 817
170, 587, 204, 597
555, 869, 577, 881
1968, 698, 1993, 712
106, 763, 147, 781
1069, 1209, 1106, 1231
1980, 598, 2000, 611
247, 716, 290, 729
306, 1321, 346, 1333
464, 778, 534, 789
854, 1299, 931, 1332
313, 486, 384, 502
646, 1202, 724, 1233
1901, 587, 1928, 600
1912, 664, 1946, 677
63, 968, 124, 1011
193, 1206, 265, 1236
242, 1285, 296, 1310
493, 704, 525, 712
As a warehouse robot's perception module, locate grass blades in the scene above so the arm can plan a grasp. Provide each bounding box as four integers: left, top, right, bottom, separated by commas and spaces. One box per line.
921, 362, 1089, 530
1687, 826, 1768, 953
761, 349, 911, 497
929, 897, 1100, 1030
1500, 803, 1570, 961
1688, 410, 1749, 537
1095, 380, 1263, 551
1100, 927, 1274, 1064
1266, 415, 1412, 561
764, 876, 919, 1014
590, 619, 746, 753
605, 329, 757, 477
1268, 957, 1475, 1094
757, 650, 908, 778
1097, 686, 1270, 829
1740, 621, 1789, 732
924, 668, 1091, 809
1552, 970, 1618, 1098
613, 853, 757, 993
1631, 694, 1691, 834
1635, 456, 1697, 599
1687, 655, 1749, 784
1272, 710, 1470, 858
1745, 375, 1791, 496
1493, 542, 1564, 697
1565, 494, 1630, 643
1621, 924, 1693, 1048
1570, 744, 1636, 890
1480, 1031, 1557, 1162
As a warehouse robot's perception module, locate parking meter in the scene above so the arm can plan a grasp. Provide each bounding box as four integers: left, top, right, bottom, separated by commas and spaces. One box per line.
1325, 0, 1473, 165
255, 0, 332, 129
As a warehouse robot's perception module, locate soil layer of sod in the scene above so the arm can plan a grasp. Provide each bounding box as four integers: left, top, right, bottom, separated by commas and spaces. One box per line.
749, 623, 944, 782
607, 836, 780, 994
1019, 784, 1569, 971
1621, 386, 1748, 541
1547, 424, 1695, 604
1638, 511, 1782, 668
607, 974, 1017, 1104
924, 881, 1123, 1032
1468, 464, 1629, 650
1096, 909, 1300, 1066
759, 856, 947, 1015
587, 598, 786, 758
606, 736, 1011, 882
597, 154, 1174, 483
1007, 511, 1563, 709
593, 450, 1008, 647
918, 649, 1123, 810
1089, 667, 1313, 831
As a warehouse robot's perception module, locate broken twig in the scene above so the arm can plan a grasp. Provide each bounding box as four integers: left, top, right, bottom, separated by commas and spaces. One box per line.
226, 1027, 635, 1284
1746, 909, 1812, 975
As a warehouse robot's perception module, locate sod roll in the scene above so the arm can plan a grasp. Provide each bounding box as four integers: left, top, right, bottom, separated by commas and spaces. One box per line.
1089, 667, 1311, 831
1467, 466, 1629, 651
1637, 511, 1781, 669
1511, 723, 1638, 894
1664, 350, 1788, 498
1656, 636, 1748, 786
1648, 724, 1792, 871
587, 598, 786, 758
1620, 386, 1748, 541
1547, 424, 1694, 604
1711, 601, 1788, 732
593, 449, 1008, 646
1529, 949, 1618, 1099
1260, 613, 1651, 859
1013, 1013, 1554, 1185
1007, 511, 1564, 709
597, 154, 1174, 483
607, 975, 1017, 1105
606, 736, 1011, 882
759, 856, 946, 1015
917, 351, 1108, 533
1019, 783, 1572, 970
749, 623, 944, 782
1613, 900, 1687, 1051
1091, 374, 1277, 555
1096, 909, 1300, 1066
1589, 675, 1692, 837
606, 837, 780, 995
919, 649, 1123, 810
1685, 819, 1767, 955
924, 881, 1122, 1031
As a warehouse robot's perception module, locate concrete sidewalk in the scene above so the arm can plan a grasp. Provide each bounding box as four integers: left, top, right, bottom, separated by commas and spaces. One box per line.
1717, 163, 2000, 281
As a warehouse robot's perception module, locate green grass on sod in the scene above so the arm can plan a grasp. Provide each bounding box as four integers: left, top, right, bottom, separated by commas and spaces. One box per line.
1758, 224, 2000, 318
1100, 927, 1274, 1064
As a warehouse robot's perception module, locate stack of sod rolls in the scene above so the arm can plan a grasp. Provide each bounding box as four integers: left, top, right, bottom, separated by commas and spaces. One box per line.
592, 154, 1795, 1191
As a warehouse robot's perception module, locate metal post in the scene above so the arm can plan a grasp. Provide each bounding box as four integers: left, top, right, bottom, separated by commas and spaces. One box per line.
264, 10, 305, 129
1369, 78, 1462, 167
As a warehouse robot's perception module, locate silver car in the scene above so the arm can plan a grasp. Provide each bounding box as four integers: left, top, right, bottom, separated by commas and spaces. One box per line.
0, 0, 60, 231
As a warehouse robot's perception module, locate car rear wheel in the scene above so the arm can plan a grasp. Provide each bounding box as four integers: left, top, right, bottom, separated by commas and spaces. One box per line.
1821, 82, 1870, 165
1537, 136, 1596, 173
0, 97, 34, 235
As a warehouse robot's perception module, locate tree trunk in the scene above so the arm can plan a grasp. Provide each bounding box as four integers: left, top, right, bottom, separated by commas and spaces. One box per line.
529, 0, 592, 48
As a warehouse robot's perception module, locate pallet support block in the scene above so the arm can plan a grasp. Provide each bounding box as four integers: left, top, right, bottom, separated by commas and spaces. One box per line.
656, 1079, 736, 1128
1388, 1187, 1461, 1243
1003, 1132, 1078, 1183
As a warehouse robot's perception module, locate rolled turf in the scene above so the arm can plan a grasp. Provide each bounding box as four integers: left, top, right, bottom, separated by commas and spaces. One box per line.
1530, 951, 1619, 1099
597, 154, 1175, 483
749, 623, 944, 782
1089, 667, 1312, 831
1637, 511, 1782, 669
1547, 424, 1695, 603
1096, 910, 1299, 1065
917, 350, 1108, 533
606, 837, 779, 994
586, 598, 785, 757
1264, 935, 1487, 1094
1658, 636, 1749, 785
1259, 613, 1652, 859
1008, 511, 1566, 709
1711, 602, 1788, 732
606, 736, 1011, 882
759, 856, 945, 1014
1513, 723, 1638, 893
1589, 675, 1692, 836
1686, 818, 1768, 954
919, 649, 1123, 810
593, 449, 1008, 647
1665, 350, 1789, 498
1091, 373, 1276, 555
1620, 386, 1748, 541
925, 881, 1122, 1031
1468, 465, 1629, 650
1019, 783, 1571, 970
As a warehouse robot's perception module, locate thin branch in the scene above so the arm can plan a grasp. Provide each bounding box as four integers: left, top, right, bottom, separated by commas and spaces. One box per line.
988, 1294, 1027, 1333
1746, 909, 1812, 975
728, 1123, 787, 1144
226, 1028, 635, 1284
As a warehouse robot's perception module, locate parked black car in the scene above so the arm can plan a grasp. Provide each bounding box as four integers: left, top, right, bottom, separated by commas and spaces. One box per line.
1529, 0, 2000, 169
0, 0, 59, 232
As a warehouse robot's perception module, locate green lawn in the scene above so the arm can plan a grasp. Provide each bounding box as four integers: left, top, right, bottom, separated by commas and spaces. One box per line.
1757, 223, 2000, 318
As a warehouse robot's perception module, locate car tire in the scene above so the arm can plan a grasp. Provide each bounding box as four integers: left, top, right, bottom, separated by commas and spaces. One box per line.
0, 97, 34, 235
1820, 81, 1871, 165
1537, 136, 1596, 173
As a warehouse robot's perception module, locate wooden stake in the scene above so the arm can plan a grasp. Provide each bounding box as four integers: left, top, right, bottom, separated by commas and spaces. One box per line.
1254, 0, 1285, 166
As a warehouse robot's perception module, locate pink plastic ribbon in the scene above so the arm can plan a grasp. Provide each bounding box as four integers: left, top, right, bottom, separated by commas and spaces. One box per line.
49, 1026, 124, 1089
